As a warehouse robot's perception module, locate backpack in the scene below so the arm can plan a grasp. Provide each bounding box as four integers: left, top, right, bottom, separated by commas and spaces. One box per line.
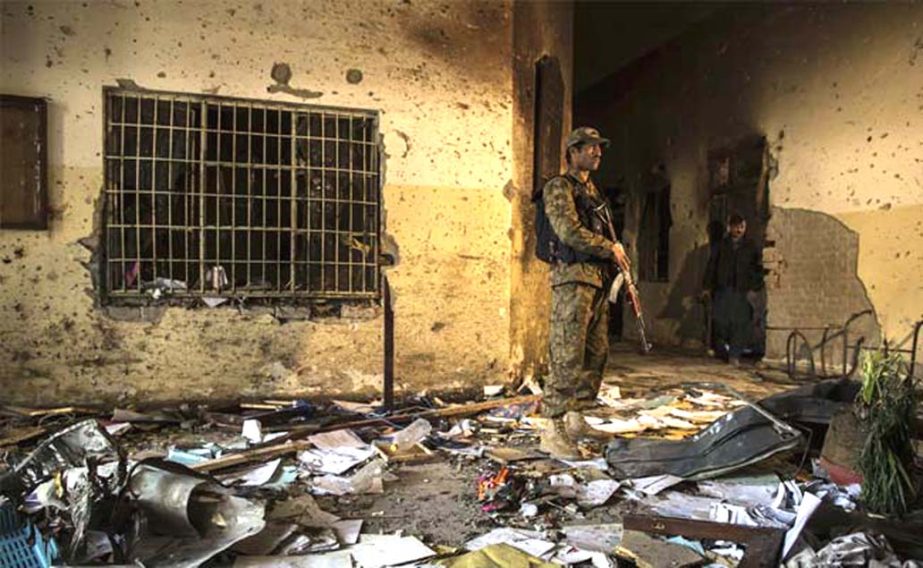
533, 174, 616, 265
532, 176, 564, 264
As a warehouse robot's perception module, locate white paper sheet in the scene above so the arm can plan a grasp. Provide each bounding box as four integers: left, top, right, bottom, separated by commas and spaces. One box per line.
783, 492, 822, 558
219, 458, 282, 487
465, 528, 557, 559
577, 479, 621, 507
349, 534, 435, 568
630, 474, 685, 496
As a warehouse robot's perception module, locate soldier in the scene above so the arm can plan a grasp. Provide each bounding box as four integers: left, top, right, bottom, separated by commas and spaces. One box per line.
539, 127, 630, 459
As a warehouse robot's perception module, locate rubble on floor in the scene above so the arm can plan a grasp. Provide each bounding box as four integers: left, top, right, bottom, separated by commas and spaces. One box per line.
1, 378, 921, 567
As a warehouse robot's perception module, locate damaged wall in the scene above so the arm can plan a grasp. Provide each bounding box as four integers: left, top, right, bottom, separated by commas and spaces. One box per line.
0, 0, 521, 405
509, 1, 574, 381
577, 4, 922, 360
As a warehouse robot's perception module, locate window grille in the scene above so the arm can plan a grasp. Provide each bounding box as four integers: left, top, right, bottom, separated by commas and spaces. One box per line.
102, 87, 381, 304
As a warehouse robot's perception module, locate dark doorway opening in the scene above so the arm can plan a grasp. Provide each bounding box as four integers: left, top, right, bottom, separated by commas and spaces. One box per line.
706, 135, 770, 359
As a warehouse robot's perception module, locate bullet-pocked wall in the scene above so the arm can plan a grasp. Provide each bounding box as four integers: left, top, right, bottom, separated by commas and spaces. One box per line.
510, 0, 574, 382
0, 0, 521, 405
578, 4, 922, 361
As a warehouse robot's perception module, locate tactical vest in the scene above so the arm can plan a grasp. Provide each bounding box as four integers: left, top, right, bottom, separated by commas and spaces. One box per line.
534, 173, 616, 264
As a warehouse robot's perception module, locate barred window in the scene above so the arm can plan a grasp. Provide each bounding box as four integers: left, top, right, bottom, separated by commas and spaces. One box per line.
102, 88, 381, 305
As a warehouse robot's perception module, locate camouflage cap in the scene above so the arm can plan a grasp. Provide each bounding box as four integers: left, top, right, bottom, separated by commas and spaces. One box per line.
566, 126, 610, 149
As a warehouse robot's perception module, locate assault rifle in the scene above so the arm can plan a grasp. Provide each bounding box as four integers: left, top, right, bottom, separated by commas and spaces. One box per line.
597, 203, 653, 354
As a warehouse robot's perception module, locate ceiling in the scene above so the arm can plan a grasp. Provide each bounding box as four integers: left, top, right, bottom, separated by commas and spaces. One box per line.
574, 1, 723, 95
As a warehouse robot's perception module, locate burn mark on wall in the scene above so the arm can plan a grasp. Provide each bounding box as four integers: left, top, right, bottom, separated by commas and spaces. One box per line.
397, 0, 510, 87
394, 130, 411, 158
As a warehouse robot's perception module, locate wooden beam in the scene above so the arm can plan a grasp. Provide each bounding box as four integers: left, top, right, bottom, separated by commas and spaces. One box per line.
623, 513, 785, 568
191, 395, 539, 473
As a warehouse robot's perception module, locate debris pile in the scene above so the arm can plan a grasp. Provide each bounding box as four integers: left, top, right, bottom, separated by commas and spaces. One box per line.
1, 377, 921, 567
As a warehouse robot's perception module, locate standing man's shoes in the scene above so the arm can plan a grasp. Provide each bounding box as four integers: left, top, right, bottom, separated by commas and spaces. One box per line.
540, 419, 581, 460
564, 411, 610, 441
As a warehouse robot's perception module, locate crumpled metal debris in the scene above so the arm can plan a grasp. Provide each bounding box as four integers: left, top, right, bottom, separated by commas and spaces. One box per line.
605, 401, 801, 479
0, 420, 126, 559
785, 532, 922, 568
0, 419, 123, 495
126, 461, 266, 567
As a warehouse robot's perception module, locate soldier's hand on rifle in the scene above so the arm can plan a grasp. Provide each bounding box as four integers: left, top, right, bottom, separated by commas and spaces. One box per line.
611, 242, 630, 273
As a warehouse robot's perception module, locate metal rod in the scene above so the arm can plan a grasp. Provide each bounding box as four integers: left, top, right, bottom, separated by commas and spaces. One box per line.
383, 273, 394, 411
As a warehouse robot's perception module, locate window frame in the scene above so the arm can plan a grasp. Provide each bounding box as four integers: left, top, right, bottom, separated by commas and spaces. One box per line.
100, 86, 382, 306
0, 94, 48, 230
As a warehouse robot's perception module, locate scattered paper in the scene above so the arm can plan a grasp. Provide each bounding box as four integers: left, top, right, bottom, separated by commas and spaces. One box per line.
649, 492, 721, 520
783, 492, 822, 558
219, 458, 282, 487
588, 418, 647, 434
669, 407, 728, 423
698, 473, 780, 506
311, 459, 385, 496
710, 502, 759, 526
234, 550, 353, 568
349, 534, 435, 568
555, 546, 612, 568
242, 419, 264, 444
330, 519, 362, 545
308, 429, 367, 450
630, 474, 684, 496
596, 385, 622, 407
299, 431, 376, 476
465, 527, 557, 559
483, 385, 505, 397
559, 457, 609, 471
203, 296, 228, 308
269, 495, 340, 527
562, 524, 623, 553
577, 479, 621, 508
386, 418, 433, 450
104, 422, 132, 437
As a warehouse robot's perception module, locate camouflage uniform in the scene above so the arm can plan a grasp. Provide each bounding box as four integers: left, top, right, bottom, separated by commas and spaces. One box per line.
542, 172, 618, 418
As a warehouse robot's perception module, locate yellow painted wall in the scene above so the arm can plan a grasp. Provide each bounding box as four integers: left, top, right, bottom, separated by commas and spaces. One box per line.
0, 0, 522, 405
578, 4, 922, 356
509, 0, 574, 382
836, 205, 923, 340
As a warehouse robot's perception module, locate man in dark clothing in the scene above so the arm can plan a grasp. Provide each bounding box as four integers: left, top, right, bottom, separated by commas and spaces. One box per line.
702, 213, 764, 365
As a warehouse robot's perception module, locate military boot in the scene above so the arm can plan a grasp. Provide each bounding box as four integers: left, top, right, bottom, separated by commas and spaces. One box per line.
564, 411, 611, 441
540, 419, 581, 460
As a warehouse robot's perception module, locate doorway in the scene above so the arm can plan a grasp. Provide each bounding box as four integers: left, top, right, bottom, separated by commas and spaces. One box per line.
706, 135, 770, 358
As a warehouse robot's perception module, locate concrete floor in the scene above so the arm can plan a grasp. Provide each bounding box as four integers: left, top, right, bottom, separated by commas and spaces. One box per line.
603, 342, 801, 400
318, 345, 808, 546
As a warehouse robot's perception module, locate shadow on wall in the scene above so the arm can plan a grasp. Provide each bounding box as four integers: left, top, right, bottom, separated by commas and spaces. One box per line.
658, 242, 712, 350
763, 207, 881, 363
658, 221, 726, 350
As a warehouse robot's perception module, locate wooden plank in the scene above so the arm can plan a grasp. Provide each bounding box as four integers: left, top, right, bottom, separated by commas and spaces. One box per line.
623, 513, 785, 568
0, 426, 46, 447
191, 395, 539, 473
191, 440, 313, 473
0, 405, 94, 418
305, 395, 540, 437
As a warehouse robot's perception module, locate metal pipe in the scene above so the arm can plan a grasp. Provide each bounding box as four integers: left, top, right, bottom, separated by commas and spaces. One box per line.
383, 273, 394, 411
909, 319, 922, 378
786, 330, 816, 380
820, 326, 829, 377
